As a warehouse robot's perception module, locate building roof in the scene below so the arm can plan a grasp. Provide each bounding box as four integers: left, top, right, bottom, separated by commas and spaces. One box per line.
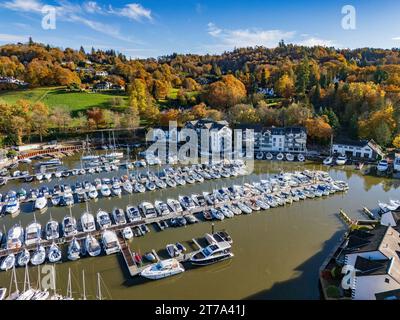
185, 119, 229, 131
355, 256, 400, 284
355, 256, 391, 276
233, 125, 306, 135
345, 226, 400, 258
345, 226, 389, 253
333, 139, 370, 147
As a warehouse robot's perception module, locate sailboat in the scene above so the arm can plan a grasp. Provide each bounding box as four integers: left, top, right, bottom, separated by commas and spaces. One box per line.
30, 243, 46, 266
17, 248, 30, 267
47, 242, 62, 263
85, 234, 101, 257
67, 238, 81, 261
1, 253, 15, 271
81, 135, 99, 161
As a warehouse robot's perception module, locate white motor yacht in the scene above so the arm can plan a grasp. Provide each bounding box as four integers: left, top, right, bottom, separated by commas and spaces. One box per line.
24, 222, 42, 246
34, 194, 47, 211
101, 230, 120, 255
140, 258, 185, 280
81, 212, 96, 232
190, 241, 234, 266
96, 210, 112, 229
377, 159, 389, 172
7, 224, 24, 249
336, 155, 347, 166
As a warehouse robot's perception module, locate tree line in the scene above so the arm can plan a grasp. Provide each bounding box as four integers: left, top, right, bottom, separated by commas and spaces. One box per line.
1, 40, 400, 147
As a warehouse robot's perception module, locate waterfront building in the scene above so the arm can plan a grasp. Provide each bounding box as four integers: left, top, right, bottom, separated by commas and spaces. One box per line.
331, 139, 384, 160
184, 119, 232, 157
340, 226, 400, 300
247, 126, 307, 154
349, 256, 400, 300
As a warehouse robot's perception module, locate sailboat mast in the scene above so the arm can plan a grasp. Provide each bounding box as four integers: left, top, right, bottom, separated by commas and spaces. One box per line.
23, 263, 30, 292
52, 265, 57, 295
82, 270, 86, 300
67, 268, 72, 299
9, 265, 18, 294
37, 265, 41, 290
96, 273, 102, 300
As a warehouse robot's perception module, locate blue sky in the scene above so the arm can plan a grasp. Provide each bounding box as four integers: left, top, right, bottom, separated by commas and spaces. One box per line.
0, 0, 400, 58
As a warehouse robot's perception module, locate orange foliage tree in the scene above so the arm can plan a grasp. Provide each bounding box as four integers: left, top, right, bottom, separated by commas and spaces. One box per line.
305, 116, 333, 141
205, 74, 246, 109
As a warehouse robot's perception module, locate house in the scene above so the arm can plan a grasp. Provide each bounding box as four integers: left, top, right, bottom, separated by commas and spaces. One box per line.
349, 256, 400, 300
343, 226, 400, 266
0, 77, 28, 86
332, 139, 384, 160
95, 71, 108, 77
93, 81, 112, 91
239, 126, 307, 154
340, 226, 400, 300
184, 119, 232, 156
148, 119, 233, 160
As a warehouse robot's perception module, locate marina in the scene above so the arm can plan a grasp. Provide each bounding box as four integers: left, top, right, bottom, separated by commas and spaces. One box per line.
0, 159, 398, 299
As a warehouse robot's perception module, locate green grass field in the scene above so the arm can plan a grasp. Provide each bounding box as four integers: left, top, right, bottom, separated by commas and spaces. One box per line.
0, 87, 129, 115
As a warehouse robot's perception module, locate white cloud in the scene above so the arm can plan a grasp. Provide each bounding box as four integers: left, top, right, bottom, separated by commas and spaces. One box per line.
392, 37, 400, 41
1, 0, 43, 12
207, 23, 295, 48
296, 37, 336, 47
83, 1, 102, 14
0, 33, 28, 42
109, 3, 152, 22
0, 0, 148, 42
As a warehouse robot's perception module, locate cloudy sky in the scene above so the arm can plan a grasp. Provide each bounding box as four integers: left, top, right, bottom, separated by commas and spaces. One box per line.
0, 0, 399, 58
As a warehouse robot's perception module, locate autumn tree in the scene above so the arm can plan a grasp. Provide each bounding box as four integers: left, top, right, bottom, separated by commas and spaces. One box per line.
160, 109, 181, 126
30, 102, 50, 141
274, 74, 294, 99
358, 104, 397, 146
393, 134, 400, 148
228, 104, 259, 124
205, 74, 246, 109
87, 108, 105, 129
305, 116, 333, 142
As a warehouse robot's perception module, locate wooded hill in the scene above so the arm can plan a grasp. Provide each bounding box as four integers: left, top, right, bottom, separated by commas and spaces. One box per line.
0, 39, 400, 148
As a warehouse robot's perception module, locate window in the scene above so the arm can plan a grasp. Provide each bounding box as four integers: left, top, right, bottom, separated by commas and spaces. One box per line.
385, 278, 390, 284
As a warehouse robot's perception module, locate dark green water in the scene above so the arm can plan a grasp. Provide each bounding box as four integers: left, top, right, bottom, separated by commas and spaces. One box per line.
0, 155, 399, 299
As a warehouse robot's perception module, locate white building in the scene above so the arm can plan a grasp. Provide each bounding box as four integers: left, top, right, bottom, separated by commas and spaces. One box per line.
252, 127, 307, 154
96, 71, 108, 77
349, 256, 400, 300
341, 226, 400, 300
184, 119, 232, 156
332, 139, 384, 160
